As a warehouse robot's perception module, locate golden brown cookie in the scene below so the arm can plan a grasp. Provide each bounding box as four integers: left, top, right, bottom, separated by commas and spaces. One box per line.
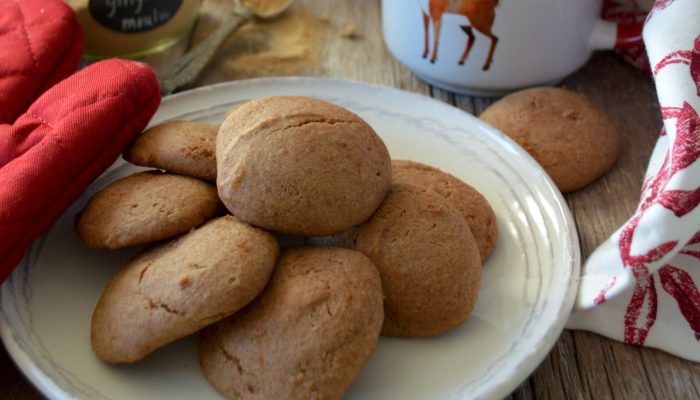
76, 171, 223, 249
480, 87, 620, 193
91, 215, 279, 363
216, 96, 392, 236
392, 160, 497, 262
199, 246, 383, 400
124, 120, 218, 181
310, 183, 481, 337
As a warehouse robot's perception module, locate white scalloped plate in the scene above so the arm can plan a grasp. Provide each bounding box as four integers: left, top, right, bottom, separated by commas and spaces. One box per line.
0, 77, 580, 400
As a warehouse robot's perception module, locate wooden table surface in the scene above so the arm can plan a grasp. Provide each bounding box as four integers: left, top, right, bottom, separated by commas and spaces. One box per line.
3, 0, 700, 399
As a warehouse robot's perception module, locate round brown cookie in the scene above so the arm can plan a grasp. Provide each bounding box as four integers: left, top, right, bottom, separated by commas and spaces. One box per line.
309, 183, 481, 337
199, 246, 383, 400
91, 215, 279, 363
76, 171, 223, 249
480, 87, 620, 193
124, 120, 218, 181
216, 96, 392, 236
392, 159, 497, 262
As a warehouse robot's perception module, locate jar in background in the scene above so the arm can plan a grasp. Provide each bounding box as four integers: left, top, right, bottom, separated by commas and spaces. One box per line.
67, 0, 201, 59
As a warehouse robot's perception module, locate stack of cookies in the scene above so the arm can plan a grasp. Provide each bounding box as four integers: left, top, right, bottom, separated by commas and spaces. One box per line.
76, 96, 498, 399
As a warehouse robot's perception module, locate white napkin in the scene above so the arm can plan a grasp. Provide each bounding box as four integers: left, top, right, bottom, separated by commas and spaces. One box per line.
567, 0, 700, 362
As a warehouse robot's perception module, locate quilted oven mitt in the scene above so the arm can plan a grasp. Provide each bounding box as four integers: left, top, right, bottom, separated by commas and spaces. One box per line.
0, 0, 161, 282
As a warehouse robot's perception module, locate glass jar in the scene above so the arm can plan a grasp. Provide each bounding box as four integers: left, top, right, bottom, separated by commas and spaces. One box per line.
67, 0, 201, 59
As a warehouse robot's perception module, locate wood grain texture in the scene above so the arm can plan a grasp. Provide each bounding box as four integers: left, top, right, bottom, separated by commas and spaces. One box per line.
3, 0, 700, 399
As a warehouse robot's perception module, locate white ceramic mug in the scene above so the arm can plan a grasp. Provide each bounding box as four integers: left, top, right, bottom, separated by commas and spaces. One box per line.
382, 0, 644, 95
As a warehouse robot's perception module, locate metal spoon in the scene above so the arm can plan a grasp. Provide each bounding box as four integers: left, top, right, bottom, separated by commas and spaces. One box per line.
159, 0, 294, 95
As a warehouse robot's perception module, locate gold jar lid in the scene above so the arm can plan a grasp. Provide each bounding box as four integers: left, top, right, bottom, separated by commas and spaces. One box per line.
68, 0, 201, 59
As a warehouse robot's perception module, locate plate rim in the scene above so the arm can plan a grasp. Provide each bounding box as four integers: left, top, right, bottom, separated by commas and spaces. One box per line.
0, 76, 581, 400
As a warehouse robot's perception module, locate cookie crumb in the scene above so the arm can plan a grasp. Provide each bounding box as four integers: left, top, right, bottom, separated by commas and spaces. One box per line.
561, 109, 580, 121
237, 240, 252, 253
340, 23, 358, 39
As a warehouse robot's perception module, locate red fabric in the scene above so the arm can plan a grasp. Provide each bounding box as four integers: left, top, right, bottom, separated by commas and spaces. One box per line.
0, 0, 162, 282
0, 0, 84, 124
602, 0, 652, 73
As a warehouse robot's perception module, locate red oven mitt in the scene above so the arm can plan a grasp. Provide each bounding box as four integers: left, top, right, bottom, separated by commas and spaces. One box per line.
0, 0, 162, 282
0, 0, 84, 123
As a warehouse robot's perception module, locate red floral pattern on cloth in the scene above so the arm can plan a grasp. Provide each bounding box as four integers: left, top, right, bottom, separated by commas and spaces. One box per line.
659, 265, 700, 340
568, 0, 700, 362
653, 35, 700, 95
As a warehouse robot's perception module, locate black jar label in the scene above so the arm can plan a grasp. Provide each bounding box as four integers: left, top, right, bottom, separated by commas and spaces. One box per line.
89, 0, 183, 33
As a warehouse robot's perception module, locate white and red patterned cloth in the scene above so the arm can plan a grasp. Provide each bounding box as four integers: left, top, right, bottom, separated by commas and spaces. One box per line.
567, 0, 700, 362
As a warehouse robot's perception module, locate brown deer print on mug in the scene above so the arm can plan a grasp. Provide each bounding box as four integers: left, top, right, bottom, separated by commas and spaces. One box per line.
384, 0, 643, 94
420, 0, 499, 70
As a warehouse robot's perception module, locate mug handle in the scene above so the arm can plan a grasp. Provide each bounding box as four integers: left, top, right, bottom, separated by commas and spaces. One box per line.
589, 20, 644, 50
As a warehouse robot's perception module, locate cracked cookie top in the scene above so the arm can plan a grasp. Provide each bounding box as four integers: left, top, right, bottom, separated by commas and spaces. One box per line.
76, 170, 224, 249
124, 120, 219, 181
90, 215, 279, 363
216, 96, 392, 236
199, 246, 383, 400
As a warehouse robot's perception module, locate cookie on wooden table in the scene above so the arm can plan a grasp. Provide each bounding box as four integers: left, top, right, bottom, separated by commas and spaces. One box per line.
216, 96, 392, 236
392, 159, 498, 262
91, 215, 279, 363
480, 87, 620, 193
310, 183, 482, 337
76, 171, 223, 249
124, 120, 218, 181
199, 246, 383, 400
